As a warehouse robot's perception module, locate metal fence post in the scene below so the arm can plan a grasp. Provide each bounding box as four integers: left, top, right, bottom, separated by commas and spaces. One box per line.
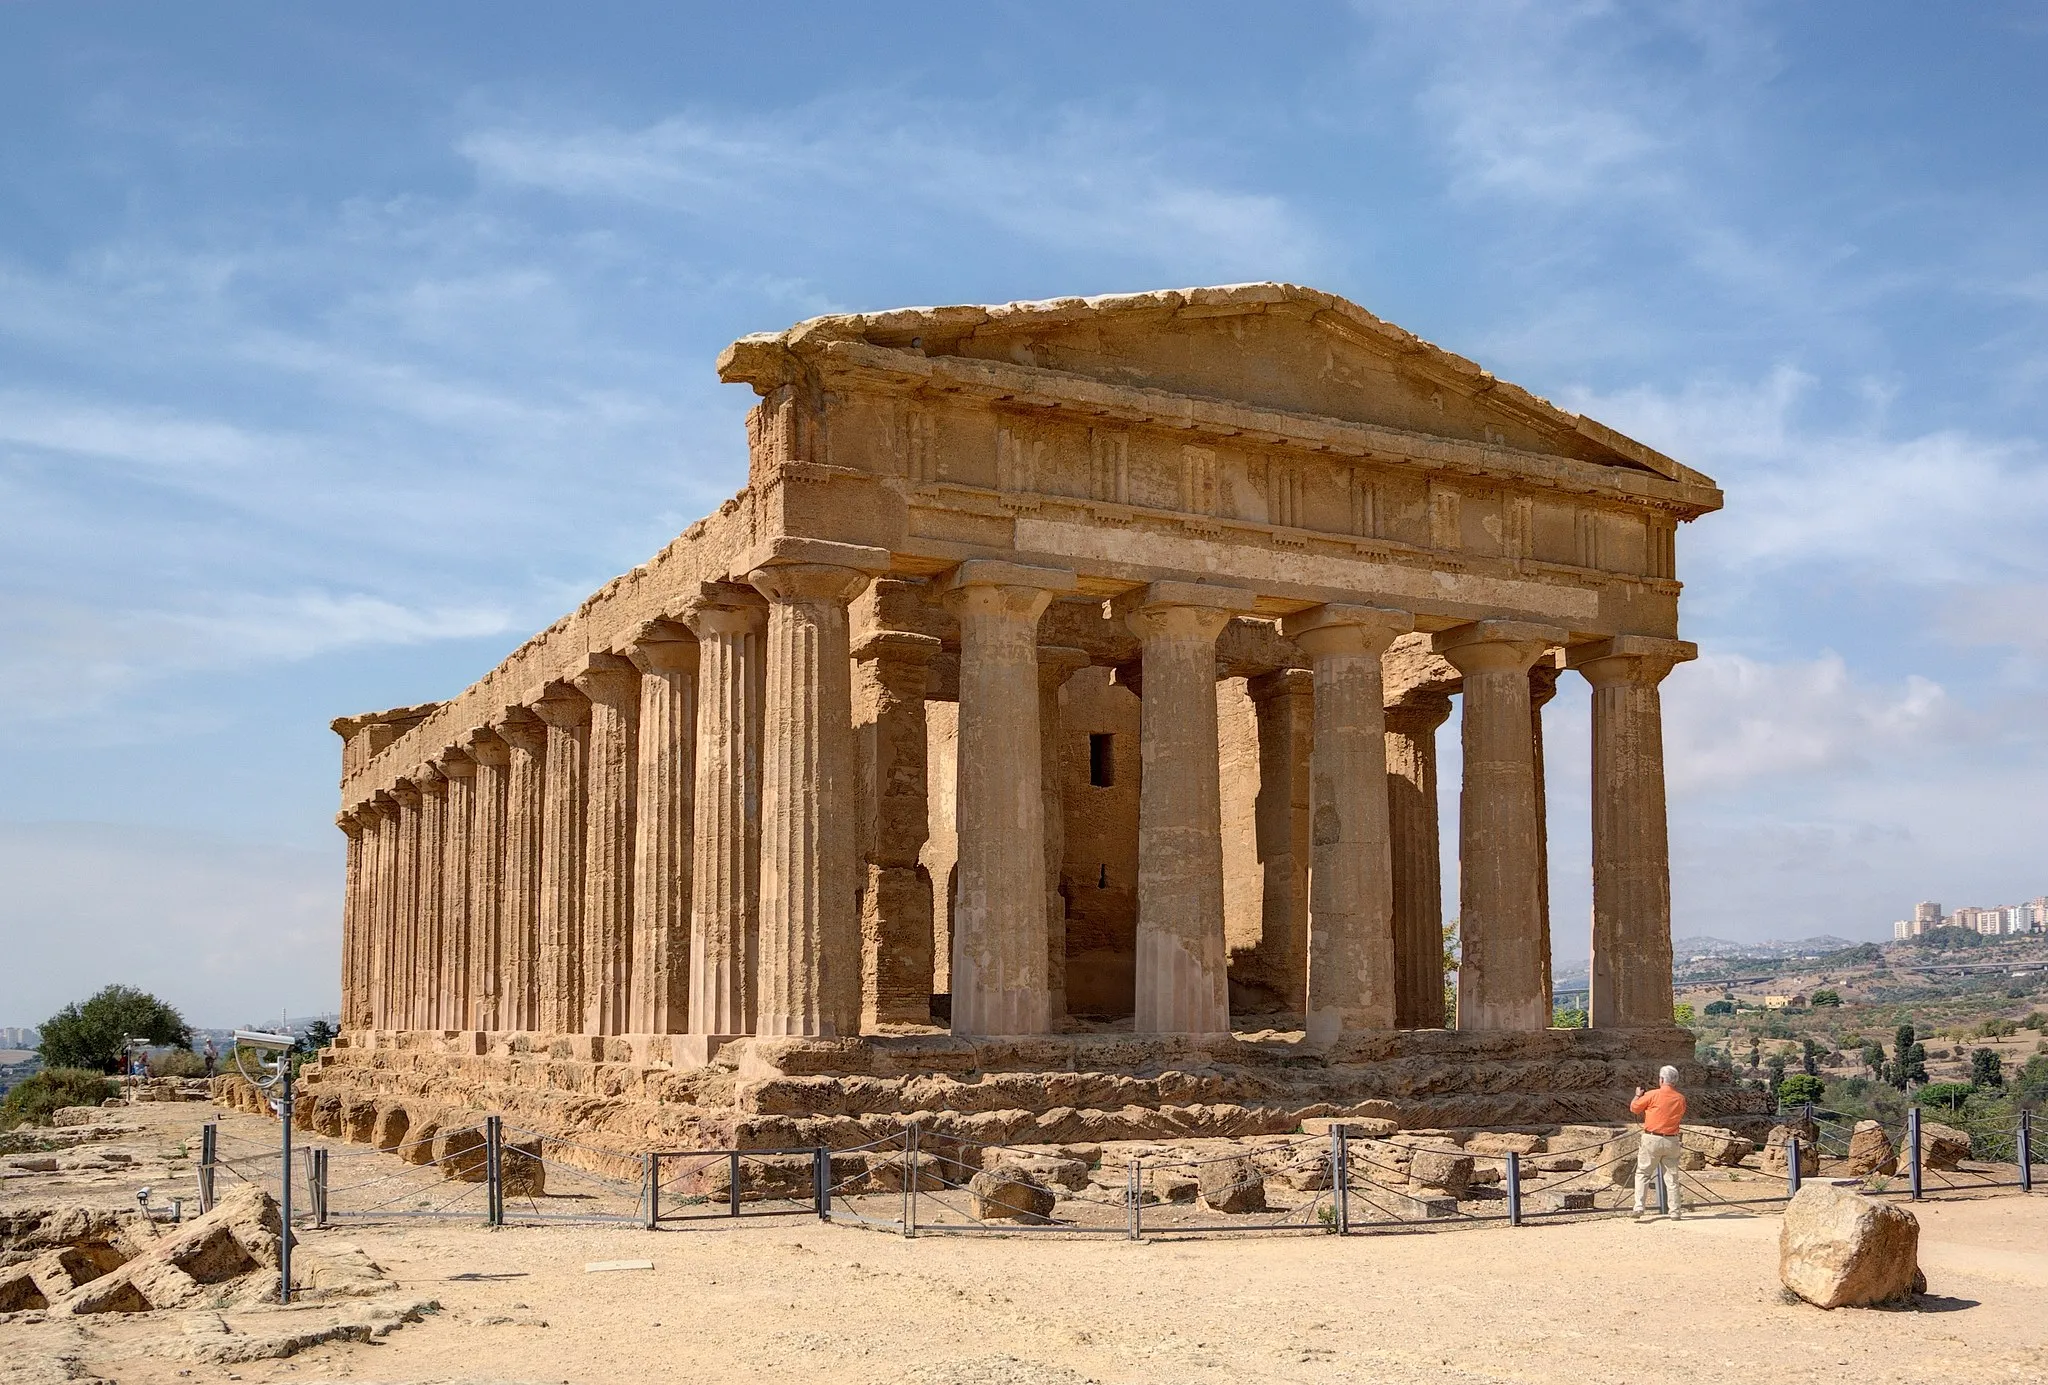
1785, 1137, 1801, 1198
1506, 1150, 1522, 1227
814, 1147, 830, 1220
485, 1116, 503, 1228
1333, 1129, 1350, 1236
1128, 1157, 1142, 1242
307, 1148, 328, 1229
198, 1122, 217, 1214
728, 1151, 742, 1217
1907, 1107, 1923, 1201
905, 1123, 919, 1239
643, 1153, 659, 1231
2019, 1111, 2033, 1194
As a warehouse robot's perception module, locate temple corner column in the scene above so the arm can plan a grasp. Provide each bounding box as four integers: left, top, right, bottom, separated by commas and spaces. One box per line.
1037, 645, 1092, 1030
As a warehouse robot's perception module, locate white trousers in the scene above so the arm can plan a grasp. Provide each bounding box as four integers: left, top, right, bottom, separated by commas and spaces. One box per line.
1634, 1132, 1683, 1215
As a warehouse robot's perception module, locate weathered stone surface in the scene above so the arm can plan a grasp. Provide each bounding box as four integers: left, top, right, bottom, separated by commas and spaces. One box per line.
1407, 1148, 1474, 1198
1150, 1168, 1198, 1204
1197, 1155, 1268, 1214
967, 1170, 1055, 1223
1779, 1183, 1922, 1309
1919, 1121, 1971, 1172
1760, 1124, 1820, 1178
978, 1150, 1090, 1192
1464, 1132, 1544, 1157
1538, 1190, 1596, 1212
50, 1108, 105, 1129
0, 1266, 48, 1311
1680, 1124, 1754, 1167
1844, 1120, 1898, 1177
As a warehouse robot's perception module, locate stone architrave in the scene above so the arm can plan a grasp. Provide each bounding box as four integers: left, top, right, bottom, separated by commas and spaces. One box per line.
1568, 636, 1695, 1029
626, 620, 699, 1036
389, 779, 423, 1032
1114, 581, 1260, 1035
1433, 620, 1565, 1032
531, 683, 592, 1035
492, 709, 549, 1032
368, 792, 400, 1030
746, 540, 887, 1038
854, 629, 942, 1031
940, 560, 1078, 1037
1037, 645, 1091, 1026
1384, 692, 1452, 1029
572, 653, 641, 1037
1246, 668, 1313, 1014
415, 765, 449, 1031
1283, 603, 1413, 1042
335, 811, 365, 1031
436, 749, 477, 1031
464, 728, 511, 1031
681, 583, 767, 1048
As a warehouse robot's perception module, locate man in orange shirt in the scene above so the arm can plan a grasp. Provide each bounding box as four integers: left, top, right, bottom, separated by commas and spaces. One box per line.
1629, 1064, 1687, 1221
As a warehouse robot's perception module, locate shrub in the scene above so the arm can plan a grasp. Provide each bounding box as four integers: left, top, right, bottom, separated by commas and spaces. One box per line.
1777, 1074, 1825, 1107
37, 986, 191, 1073
1977, 1017, 2017, 1040
147, 1048, 208, 1079
0, 1069, 117, 1131
1704, 999, 1734, 1016
1970, 1048, 2004, 1088
1916, 1081, 1975, 1113
1673, 1002, 1696, 1026
1810, 989, 1842, 1007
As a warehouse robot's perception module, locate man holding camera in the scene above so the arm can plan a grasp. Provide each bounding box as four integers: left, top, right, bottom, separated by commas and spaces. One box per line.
1630, 1065, 1687, 1221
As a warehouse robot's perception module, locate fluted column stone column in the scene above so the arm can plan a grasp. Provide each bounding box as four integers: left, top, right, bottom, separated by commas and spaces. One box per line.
436, 749, 476, 1031
682, 584, 766, 1050
1384, 693, 1452, 1029
1434, 620, 1565, 1032
854, 630, 941, 1031
572, 654, 640, 1037
747, 546, 883, 1037
494, 709, 548, 1032
389, 780, 424, 1031
336, 811, 366, 1032
1246, 668, 1313, 1015
1114, 581, 1259, 1035
1283, 604, 1413, 1042
532, 683, 591, 1034
627, 621, 698, 1036
369, 792, 400, 1030
1569, 636, 1694, 1029
464, 728, 511, 1031
940, 561, 1077, 1037
415, 766, 448, 1031
1529, 659, 1561, 1025
1037, 646, 1091, 1028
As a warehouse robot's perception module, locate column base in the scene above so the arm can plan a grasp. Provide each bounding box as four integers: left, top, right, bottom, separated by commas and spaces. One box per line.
677, 1034, 748, 1068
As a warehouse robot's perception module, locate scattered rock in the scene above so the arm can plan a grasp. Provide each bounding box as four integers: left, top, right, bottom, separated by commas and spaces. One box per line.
9, 1158, 58, 1173
49, 1109, 106, 1129
1844, 1121, 1898, 1177
1537, 1190, 1596, 1213
1760, 1125, 1820, 1179
1681, 1125, 1756, 1167
967, 1170, 1055, 1223
1299, 1117, 1398, 1139
1779, 1183, 1923, 1309
979, 1150, 1089, 1192
1405, 1149, 1473, 1200
1531, 1155, 1583, 1174
1280, 1149, 1332, 1191
1919, 1121, 1972, 1172
1464, 1132, 1545, 1157
1197, 1155, 1268, 1214
1148, 1168, 1198, 1204
0, 1266, 49, 1312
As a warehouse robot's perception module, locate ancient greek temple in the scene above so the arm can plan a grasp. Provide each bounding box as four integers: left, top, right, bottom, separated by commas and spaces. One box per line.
330, 284, 1719, 1069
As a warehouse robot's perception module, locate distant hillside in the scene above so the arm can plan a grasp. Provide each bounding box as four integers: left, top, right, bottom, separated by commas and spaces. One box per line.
1673, 935, 1864, 959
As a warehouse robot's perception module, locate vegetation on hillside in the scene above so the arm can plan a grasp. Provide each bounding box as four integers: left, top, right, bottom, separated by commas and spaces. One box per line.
36, 985, 192, 1073
0, 1068, 117, 1131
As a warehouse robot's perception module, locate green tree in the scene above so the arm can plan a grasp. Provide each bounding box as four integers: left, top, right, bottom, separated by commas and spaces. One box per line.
1970, 1048, 2004, 1088
1441, 919, 1459, 1027
1860, 1041, 1886, 1073
298, 1020, 338, 1054
1673, 1002, 1696, 1026
1904, 1042, 1929, 1086
1778, 1074, 1825, 1107
1552, 1005, 1587, 1029
1748, 1036, 1761, 1071
37, 986, 191, 1074
1810, 989, 1842, 1007
1916, 1081, 1974, 1113
1704, 999, 1734, 1016
1765, 1053, 1788, 1091
1801, 1035, 1819, 1077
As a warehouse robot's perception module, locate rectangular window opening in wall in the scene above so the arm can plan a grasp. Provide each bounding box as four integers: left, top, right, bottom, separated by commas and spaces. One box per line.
1088, 733, 1115, 787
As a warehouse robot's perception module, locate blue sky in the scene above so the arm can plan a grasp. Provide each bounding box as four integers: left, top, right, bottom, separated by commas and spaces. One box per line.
3, 2, 2045, 1025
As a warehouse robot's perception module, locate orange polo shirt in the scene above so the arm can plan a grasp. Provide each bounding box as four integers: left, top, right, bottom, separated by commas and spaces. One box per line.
1630, 1085, 1686, 1136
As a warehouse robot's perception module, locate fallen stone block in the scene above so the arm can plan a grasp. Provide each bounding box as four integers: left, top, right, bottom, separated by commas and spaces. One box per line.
1681, 1124, 1755, 1167
433, 1125, 488, 1182
370, 1104, 411, 1152
1780, 1182, 1922, 1309
168, 1223, 258, 1285
1537, 1190, 1597, 1212
978, 1149, 1089, 1192
1918, 1121, 1971, 1172
1149, 1168, 1198, 1204
50, 1108, 105, 1129
1300, 1117, 1398, 1139
1760, 1125, 1820, 1178
0, 1267, 48, 1312
1406, 1149, 1473, 1199
967, 1170, 1055, 1223
1844, 1120, 1898, 1177
1197, 1155, 1268, 1214
1464, 1132, 1545, 1157
1531, 1154, 1583, 1174
9, 1157, 58, 1173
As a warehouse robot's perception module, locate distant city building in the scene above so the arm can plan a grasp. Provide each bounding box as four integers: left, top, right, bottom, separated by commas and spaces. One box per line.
0, 1027, 39, 1049
1893, 920, 1913, 941
1914, 901, 1943, 934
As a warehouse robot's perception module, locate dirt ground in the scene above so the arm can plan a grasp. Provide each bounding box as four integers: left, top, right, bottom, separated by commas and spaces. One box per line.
4, 1103, 2045, 1385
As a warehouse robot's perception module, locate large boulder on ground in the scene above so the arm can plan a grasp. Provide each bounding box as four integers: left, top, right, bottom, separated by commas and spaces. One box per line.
1919, 1121, 1971, 1171
0, 1266, 48, 1311
1681, 1125, 1755, 1167
1760, 1125, 1820, 1178
1464, 1132, 1545, 1157
1405, 1148, 1473, 1199
1281, 1149, 1333, 1191
967, 1170, 1055, 1223
50, 1108, 106, 1129
1150, 1168, 1198, 1204
311, 1094, 345, 1139
499, 1138, 546, 1198
370, 1104, 411, 1152
1779, 1182, 1922, 1309
1197, 1155, 1268, 1214
978, 1149, 1090, 1192
342, 1097, 380, 1144
398, 1109, 451, 1166
433, 1126, 488, 1182
1844, 1121, 1898, 1177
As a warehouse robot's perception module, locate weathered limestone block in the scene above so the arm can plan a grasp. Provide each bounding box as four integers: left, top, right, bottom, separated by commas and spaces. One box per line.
432, 1126, 488, 1181
51, 1107, 107, 1129
343, 1097, 380, 1144
1919, 1121, 1972, 1171
1760, 1124, 1820, 1178
1844, 1120, 1898, 1177
1281, 1149, 1334, 1191
978, 1149, 1090, 1192
1779, 1183, 1922, 1309
1680, 1124, 1754, 1167
1538, 1190, 1597, 1212
1198, 1154, 1269, 1214
968, 1169, 1056, 1223
0, 1266, 47, 1311
1464, 1132, 1545, 1157
1406, 1148, 1474, 1199
370, 1103, 411, 1152
311, 1093, 346, 1139
1150, 1168, 1198, 1203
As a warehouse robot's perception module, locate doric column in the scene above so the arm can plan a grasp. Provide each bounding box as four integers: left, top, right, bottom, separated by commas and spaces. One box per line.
531, 683, 591, 1034
369, 792, 400, 1029
465, 728, 511, 1031
1433, 620, 1565, 1032
1384, 692, 1452, 1029
1529, 659, 1561, 1024
1569, 636, 1694, 1028
940, 561, 1078, 1037
1245, 668, 1313, 1015
854, 630, 941, 1030
572, 653, 640, 1036
390, 779, 423, 1031
1282, 604, 1413, 1042
682, 584, 767, 1045
436, 748, 476, 1031
1114, 581, 1260, 1034
336, 810, 365, 1032
747, 546, 883, 1037
415, 766, 448, 1031
493, 709, 548, 1032
1038, 646, 1092, 1028
627, 621, 698, 1036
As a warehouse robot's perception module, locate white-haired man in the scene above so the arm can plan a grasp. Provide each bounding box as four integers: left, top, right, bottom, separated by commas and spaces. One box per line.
1630, 1065, 1687, 1221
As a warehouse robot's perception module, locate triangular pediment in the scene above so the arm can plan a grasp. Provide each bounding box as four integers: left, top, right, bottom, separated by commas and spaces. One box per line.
721, 284, 1712, 488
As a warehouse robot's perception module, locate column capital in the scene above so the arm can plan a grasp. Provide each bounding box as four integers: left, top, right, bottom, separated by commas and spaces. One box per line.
625, 619, 699, 677
435, 746, 477, 779
681, 581, 768, 638
336, 809, 364, 837
416, 763, 449, 798
737, 535, 891, 578
490, 707, 548, 756
390, 778, 422, 808
1567, 636, 1697, 687
530, 681, 592, 730
1247, 666, 1314, 703
1384, 690, 1454, 735
1037, 645, 1092, 690
1112, 581, 1258, 644
1432, 619, 1566, 676
464, 725, 512, 768
748, 561, 874, 605
369, 790, 400, 820
568, 651, 640, 707
853, 629, 943, 665
939, 559, 1078, 597
1282, 602, 1413, 657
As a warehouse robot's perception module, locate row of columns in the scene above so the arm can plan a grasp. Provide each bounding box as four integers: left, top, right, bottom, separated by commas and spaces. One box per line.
338, 551, 1689, 1043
